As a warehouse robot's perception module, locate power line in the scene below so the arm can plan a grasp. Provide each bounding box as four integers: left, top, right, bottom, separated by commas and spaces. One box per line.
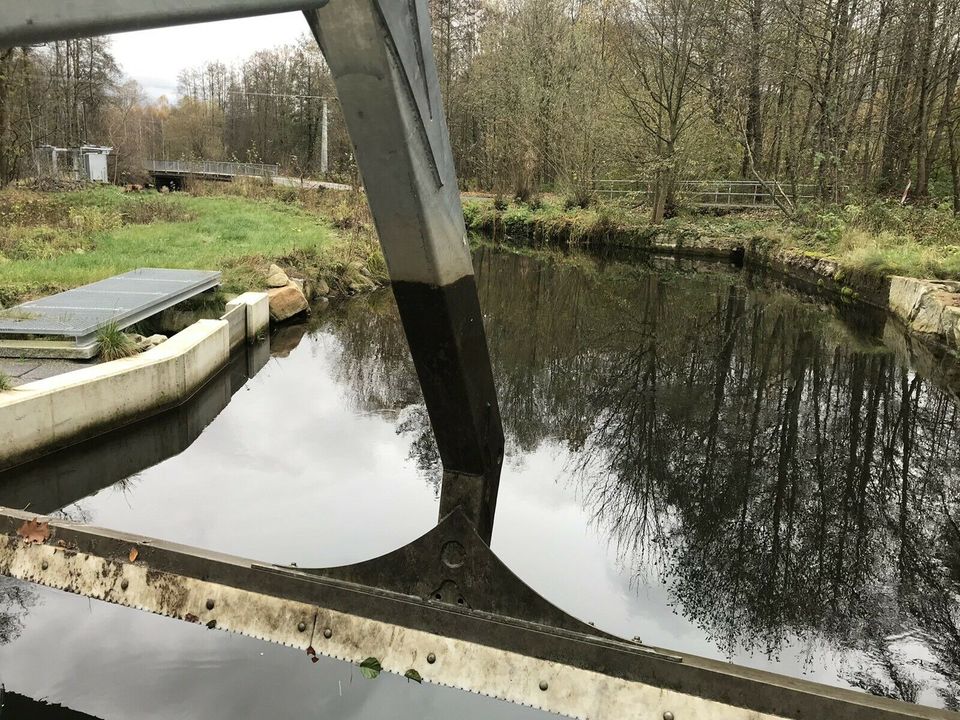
226, 90, 338, 101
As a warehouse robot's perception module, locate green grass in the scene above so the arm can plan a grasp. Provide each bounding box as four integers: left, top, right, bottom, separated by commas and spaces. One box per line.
0, 371, 11, 391
464, 195, 960, 281
96, 322, 136, 361
0, 185, 377, 305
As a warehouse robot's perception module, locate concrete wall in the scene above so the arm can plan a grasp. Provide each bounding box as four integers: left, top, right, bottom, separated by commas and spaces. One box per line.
887, 276, 960, 352
0, 292, 271, 471
0, 320, 229, 470
227, 292, 270, 344
222, 304, 247, 351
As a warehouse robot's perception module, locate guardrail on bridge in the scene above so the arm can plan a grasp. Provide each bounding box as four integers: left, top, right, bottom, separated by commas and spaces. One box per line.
145, 159, 280, 179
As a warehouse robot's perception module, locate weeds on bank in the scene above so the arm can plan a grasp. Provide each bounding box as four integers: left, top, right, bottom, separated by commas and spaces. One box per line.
0, 372, 11, 392
0, 184, 357, 304
184, 179, 388, 294
96, 323, 136, 361
466, 193, 960, 279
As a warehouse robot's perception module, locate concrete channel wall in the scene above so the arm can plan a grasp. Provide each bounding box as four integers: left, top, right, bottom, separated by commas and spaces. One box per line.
0, 293, 269, 470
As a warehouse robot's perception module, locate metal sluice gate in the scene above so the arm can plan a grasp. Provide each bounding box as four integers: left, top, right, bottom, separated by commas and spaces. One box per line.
0, 269, 221, 358
0, 2, 951, 718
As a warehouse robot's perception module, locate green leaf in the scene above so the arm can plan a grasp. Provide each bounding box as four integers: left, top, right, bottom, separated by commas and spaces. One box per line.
404, 669, 423, 684
358, 657, 382, 680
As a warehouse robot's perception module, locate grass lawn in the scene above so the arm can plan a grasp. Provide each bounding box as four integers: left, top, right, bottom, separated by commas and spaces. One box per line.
0, 185, 383, 306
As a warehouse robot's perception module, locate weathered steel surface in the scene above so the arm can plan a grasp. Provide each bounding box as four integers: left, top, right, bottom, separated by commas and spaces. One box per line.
0, 0, 329, 45
0, 268, 220, 345
305, 1, 505, 541
0, 505, 949, 720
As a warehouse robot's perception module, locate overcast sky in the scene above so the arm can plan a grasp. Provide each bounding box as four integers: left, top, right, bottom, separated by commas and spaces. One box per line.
108, 12, 309, 100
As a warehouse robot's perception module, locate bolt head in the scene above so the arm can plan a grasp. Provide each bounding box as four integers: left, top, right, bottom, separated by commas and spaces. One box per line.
539, 681, 549, 691
426, 652, 436, 664
206, 599, 215, 610
120, 579, 129, 590
441, 540, 466, 569
297, 621, 307, 632
663, 712, 675, 720
41, 560, 48, 570
323, 628, 332, 639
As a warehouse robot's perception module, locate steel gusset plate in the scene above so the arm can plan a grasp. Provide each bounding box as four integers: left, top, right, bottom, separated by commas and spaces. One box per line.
0, 506, 948, 720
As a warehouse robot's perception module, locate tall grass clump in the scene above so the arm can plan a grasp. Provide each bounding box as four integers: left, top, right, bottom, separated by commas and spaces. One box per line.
96, 322, 136, 361
0, 371, 11, 391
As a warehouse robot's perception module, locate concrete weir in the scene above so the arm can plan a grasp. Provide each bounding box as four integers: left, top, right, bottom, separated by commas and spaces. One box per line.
0, 292, 268, 470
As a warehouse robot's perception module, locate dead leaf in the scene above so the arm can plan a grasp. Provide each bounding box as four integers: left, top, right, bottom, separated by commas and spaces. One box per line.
128, 547, 139, 562
404, 669, 423, 684
184, 613, 200, 623
17, 519, 50, 544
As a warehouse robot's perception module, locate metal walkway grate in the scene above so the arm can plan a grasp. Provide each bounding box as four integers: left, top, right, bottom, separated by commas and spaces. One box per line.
0, 268, 221, 351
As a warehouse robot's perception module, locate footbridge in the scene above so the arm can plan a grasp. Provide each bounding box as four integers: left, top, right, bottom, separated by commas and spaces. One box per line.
0, 3, 947, 719
145, 159, 279, 188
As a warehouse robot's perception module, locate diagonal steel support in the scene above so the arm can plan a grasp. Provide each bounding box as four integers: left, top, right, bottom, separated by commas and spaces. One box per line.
2, 0, 505, 544
303, 0, 504, 543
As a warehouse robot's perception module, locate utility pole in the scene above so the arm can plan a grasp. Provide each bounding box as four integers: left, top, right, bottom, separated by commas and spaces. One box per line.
320, 98, 328, 175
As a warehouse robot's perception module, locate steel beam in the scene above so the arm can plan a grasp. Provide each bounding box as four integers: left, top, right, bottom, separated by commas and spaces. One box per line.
0, 506, 948, 720
303, 1, 504, 543
4, 0, 506, 542
0, 0, 328, 46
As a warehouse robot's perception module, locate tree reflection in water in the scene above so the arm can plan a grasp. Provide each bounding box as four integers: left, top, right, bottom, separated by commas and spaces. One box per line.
323, 246, 960, 708
0, 577, 37, 646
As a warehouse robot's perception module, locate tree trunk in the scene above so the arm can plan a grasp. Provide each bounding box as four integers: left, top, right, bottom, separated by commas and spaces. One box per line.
950, 122, 960, 214
740, 0, 764, 177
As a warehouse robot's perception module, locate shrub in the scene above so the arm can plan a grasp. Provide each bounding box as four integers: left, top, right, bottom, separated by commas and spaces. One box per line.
0, 372, 11, 392
67, 205, 122, 234
563, 190, 594, 211
461, 202, 481, 229
564, 185, 594, 210
513, 182, 533, 204
96, 322, 136, 361
502, 206, 533, 236
493, 194, 508, 212
526, 194, 544, 211
849, 200, 905, 235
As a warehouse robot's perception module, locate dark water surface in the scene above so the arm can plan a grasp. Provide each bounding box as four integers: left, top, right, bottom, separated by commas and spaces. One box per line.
1, 246, 959, 716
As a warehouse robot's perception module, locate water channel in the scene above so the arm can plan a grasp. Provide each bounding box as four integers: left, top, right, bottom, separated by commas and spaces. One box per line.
0, 245, 958, 717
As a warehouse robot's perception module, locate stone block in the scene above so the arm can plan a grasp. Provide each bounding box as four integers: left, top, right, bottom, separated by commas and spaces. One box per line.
267, 285, 308, 322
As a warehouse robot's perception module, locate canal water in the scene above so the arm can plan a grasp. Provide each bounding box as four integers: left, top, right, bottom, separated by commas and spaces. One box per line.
0, 245, 958, 716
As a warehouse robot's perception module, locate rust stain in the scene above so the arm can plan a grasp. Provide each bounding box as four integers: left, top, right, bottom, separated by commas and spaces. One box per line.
16, 519, 50, 544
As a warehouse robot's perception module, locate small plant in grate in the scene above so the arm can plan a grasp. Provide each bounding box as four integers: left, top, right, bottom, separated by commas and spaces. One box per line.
96, 322, 136, 361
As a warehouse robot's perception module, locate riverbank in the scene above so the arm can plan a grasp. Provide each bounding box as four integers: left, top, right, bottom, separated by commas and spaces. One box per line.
0, 185, 386, 308
4, 183, 959, 357
463, 196, 960, 354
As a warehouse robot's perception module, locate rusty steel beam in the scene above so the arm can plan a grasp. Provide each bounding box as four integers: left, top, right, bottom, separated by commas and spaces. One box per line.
0, 505, 950, 720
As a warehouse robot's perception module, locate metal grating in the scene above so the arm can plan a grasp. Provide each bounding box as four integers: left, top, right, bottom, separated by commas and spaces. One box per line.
0, 268, 221, 346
